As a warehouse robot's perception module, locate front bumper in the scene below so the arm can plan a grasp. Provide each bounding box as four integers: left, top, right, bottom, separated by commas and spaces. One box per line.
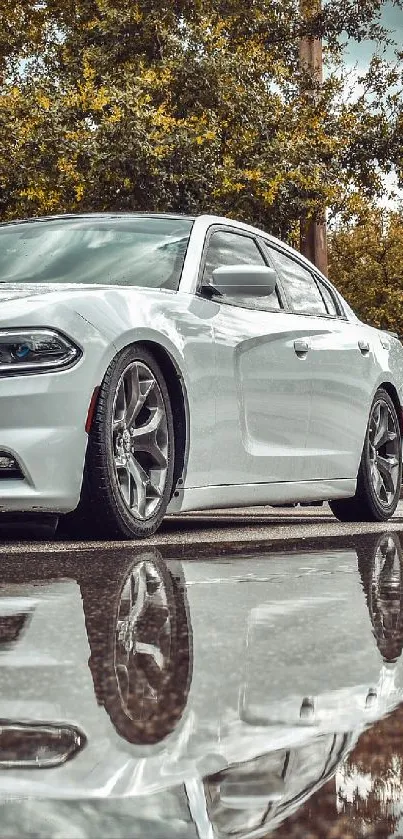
0, 315, 113, 515
0, 362, 92, 513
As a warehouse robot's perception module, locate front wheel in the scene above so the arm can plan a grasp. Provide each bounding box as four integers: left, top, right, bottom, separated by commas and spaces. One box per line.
64, 345, 175, 539
330, 388, 402, 523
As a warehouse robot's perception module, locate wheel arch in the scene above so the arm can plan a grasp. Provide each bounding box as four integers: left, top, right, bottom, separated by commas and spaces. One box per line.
134, 339, 189, 498
379, 381, 403, 432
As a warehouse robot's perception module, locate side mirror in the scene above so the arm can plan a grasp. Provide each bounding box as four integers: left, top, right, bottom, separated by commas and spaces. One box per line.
206, 265, 277, 298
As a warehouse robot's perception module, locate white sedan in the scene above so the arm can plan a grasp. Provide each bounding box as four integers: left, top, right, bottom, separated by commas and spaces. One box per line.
0, 212, 402, 538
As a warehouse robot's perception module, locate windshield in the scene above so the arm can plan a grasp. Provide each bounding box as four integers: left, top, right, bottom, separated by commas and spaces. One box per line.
0, 216, 193, 290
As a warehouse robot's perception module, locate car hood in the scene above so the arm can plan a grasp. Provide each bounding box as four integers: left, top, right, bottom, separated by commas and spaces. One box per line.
0, 283, 139, 302
0, 284, 63, 302
0, 283, 181, 349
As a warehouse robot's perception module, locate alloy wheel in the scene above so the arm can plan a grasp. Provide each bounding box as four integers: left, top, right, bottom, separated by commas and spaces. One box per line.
111, 361, 169, 520
115, 559, 172, 721
368, 398, 400, 507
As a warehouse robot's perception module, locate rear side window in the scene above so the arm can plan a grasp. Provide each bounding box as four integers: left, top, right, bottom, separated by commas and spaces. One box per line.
315, 276, 339, 317
265, 247, 327, 316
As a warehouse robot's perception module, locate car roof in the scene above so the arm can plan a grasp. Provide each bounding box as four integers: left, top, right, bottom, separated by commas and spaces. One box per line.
0, 212, 197, 227
0, 212, 289, 255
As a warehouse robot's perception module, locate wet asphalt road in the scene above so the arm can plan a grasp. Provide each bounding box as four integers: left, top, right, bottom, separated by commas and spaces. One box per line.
0, 512, 403, 836
1, 501, 403, 554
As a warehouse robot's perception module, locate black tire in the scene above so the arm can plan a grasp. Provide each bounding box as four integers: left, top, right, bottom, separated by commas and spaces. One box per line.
62, 345, 175, 540
80, 550, 192, 746
330, 388, 402, 523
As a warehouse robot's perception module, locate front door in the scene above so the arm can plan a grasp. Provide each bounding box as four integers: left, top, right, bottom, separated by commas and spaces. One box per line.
199, 227, 312, 486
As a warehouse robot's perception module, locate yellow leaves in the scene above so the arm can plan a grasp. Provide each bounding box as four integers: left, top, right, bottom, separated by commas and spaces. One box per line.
19, 184, 61, 213
91, 87, 109, 111
57, 158, 78, 179
57, 154, 85, 205
195, 129, 216, 145
64, 128, 85, 143
243, 169, 263, 183
261, 174, 285, 206
141, 66, 172, 89
8, 85, 21, 101
132, 4, 143, 24
198, 15, 228, 51
328, 208, 403, 337
151, 104, 175, 130
36, 92, 51, 110
63, 79, 110, 112
82, 58, 96, 83
152, 144, 167, 160
299, 0, 321, 21
107, 105, 122, 124
21, 186, 42, 202
82, 19, 98, 31
58, 54, 112, 113
11, 117, 37, 150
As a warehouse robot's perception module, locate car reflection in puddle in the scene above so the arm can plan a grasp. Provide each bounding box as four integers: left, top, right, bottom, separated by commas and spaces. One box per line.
0, 532, 401, 837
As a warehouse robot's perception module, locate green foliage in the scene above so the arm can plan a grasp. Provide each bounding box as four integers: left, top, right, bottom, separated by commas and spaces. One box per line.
328, 208, 403, 336
0, 1, 402, 237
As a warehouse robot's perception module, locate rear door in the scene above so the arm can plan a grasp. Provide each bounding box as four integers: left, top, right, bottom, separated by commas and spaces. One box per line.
264, 243, 377, 481
198, 226, 312, 486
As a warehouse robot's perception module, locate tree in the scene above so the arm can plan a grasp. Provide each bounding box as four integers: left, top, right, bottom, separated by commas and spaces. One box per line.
328, 208, 403, 337
0, 0, 402, 237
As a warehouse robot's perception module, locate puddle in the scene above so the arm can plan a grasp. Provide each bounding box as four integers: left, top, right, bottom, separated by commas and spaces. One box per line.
0, 530, 401, 837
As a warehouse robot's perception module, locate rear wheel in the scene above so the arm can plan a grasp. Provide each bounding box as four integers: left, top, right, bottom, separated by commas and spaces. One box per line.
330, 388, 402, 523
63, 345, 175, 539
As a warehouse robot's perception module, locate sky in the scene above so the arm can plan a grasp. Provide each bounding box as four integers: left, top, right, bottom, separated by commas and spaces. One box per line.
346, 2, 403, 67
345, 2, 402, 206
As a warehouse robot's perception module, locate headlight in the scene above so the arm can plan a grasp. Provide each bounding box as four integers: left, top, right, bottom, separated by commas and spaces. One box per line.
0, 329, 81, 374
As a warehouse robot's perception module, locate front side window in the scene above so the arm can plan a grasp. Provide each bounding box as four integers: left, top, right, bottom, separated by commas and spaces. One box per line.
266, 247, 327, 316
202, 229, 281, 311
0, 216, 193, 290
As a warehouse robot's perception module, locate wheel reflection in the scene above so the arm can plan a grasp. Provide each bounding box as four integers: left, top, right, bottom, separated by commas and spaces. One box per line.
358, 532, 403, 664
81, 549, 192, 746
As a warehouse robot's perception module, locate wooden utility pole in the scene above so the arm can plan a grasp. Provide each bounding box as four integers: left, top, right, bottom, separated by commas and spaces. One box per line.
299, 0, 328, 276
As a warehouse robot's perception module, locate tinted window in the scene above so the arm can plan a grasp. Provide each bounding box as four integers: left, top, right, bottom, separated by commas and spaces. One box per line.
202, 230, 281, 311
267, 247, 327, 316
0, 217, 193, 290
316, 276, 339, 316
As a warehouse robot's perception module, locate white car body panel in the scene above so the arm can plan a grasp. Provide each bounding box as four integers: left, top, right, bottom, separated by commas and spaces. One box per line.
206, 305, 312, 485
293, 315, 378, 480
0, 213, 402, 515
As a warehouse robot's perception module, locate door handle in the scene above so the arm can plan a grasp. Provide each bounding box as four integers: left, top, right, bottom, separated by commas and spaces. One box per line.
358, 340, 370, 354
294, 339, 309, 356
